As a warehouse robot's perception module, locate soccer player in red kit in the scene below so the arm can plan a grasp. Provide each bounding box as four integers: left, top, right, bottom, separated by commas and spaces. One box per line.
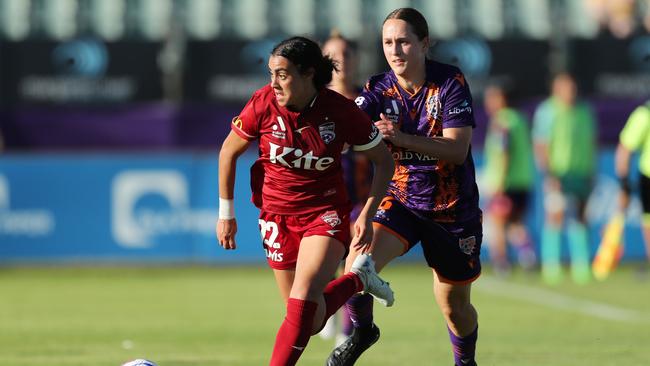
217, 36, 395, 366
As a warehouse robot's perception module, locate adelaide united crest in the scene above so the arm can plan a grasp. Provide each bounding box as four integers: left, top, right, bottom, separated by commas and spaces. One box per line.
318, 121, 336, 144
321, 211, 342, 227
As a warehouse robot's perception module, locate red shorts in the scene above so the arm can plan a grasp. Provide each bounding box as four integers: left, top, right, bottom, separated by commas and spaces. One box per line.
258, 207, 351, 270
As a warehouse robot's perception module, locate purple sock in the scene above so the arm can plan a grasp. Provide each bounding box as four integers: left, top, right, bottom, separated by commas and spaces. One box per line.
448, 325, 478, 366
346, 293, 373, 328
341, 303, 354, 336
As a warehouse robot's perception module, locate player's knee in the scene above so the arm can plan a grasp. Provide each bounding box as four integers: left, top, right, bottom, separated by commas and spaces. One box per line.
440, 301, 474, 324
290, 282, 324, 302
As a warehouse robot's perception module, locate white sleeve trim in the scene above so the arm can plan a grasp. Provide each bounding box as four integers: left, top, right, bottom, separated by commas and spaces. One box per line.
352, 131, 383, 151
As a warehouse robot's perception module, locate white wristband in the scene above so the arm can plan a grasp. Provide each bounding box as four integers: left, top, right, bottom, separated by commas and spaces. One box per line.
219, 198, 235, 219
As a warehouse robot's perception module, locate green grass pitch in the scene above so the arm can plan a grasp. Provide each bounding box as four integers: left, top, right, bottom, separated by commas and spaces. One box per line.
1, 263, 649, 365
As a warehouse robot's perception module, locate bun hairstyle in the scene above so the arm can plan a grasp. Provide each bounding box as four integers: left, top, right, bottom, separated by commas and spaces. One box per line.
271, 36, 337, 90
325, 29, 358, 54
383, 7, 429, 41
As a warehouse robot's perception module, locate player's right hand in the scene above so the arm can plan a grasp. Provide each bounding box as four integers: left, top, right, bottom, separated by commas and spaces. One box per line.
217, 219, 237, 250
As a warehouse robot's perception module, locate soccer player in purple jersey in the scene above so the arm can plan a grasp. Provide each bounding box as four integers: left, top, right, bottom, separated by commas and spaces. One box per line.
326, 8, 482, 366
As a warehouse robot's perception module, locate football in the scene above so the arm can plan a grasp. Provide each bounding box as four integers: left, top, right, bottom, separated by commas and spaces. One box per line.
121, 359, 158, 366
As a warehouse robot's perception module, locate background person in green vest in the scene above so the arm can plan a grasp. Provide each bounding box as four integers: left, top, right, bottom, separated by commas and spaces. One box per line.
615, 100, 650, 273
482, 82, 537, 276
532, 72, 597, 285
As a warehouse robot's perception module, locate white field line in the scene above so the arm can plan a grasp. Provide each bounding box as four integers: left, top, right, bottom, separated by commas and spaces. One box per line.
476, 276, 650, 324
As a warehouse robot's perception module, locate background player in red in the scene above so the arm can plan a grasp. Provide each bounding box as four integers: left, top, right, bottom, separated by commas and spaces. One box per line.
216, 36, 395, 366
327, 8, 482, 366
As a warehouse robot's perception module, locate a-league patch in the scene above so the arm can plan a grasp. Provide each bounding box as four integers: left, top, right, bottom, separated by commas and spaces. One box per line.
321, 210, 342, 227
319, 122, 336, 144
459, 236, 477, 255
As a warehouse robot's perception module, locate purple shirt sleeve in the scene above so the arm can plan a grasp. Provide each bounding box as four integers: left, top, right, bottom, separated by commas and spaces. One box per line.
441, 73, 476, 129
355, 85, 382, 122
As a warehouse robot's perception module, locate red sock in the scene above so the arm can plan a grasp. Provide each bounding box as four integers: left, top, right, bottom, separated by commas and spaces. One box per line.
320, 272, 363, 328
269, 298, 318, 366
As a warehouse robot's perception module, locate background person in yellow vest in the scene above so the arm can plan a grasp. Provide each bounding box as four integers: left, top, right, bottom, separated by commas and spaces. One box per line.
615, 100, 650, 276
532, 73, 597, 285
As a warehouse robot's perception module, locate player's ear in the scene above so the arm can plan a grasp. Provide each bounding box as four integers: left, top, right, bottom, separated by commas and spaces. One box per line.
421, 36, 430, 53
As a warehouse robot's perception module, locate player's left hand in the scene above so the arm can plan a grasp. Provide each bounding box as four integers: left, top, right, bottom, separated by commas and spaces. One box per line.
351, 214, 373, 252
375, 113, 406, 146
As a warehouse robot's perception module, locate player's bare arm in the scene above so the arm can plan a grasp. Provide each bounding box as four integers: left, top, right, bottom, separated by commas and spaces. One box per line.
374, 112, 472, 165
217, 131, 251, 250
352, 141, 394, 249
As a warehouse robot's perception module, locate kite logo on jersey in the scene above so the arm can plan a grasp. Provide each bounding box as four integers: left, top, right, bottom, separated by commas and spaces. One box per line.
449, 99, 472, 116
268, 142, 335, 171
318, 122, 336, 144
321, 211, 342, 227
272, 116, 287, 139
459, 236, 477, 255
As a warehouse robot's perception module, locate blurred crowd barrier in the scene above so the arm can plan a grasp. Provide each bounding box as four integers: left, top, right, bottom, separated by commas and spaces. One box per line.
0, 150, 647, 264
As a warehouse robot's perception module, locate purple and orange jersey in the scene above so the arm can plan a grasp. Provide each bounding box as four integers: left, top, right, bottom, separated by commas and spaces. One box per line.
355, 60, 481, 224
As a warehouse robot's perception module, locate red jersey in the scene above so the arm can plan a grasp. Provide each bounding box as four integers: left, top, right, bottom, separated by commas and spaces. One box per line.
232, 85, 382, 215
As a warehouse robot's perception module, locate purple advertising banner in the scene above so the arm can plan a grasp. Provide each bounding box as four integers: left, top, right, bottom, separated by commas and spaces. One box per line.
0, 103, 242, 150
0, 97, 644, 150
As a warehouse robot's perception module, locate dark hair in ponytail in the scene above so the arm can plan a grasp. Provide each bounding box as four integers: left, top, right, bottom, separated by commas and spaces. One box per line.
271, 36, 337, 90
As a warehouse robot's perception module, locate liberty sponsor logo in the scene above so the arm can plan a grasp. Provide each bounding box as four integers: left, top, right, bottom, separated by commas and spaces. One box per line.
0, 175, 55, 237
259, 219, 283, 262
459, 236, 477, 255
272, 116, 287, 139
268, 141, 334, 171
448, 99, 473, 116
112, 171, 215, 248
319, 121, 336, 144
369, 124, 380, 140
321, 211, 342, 227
